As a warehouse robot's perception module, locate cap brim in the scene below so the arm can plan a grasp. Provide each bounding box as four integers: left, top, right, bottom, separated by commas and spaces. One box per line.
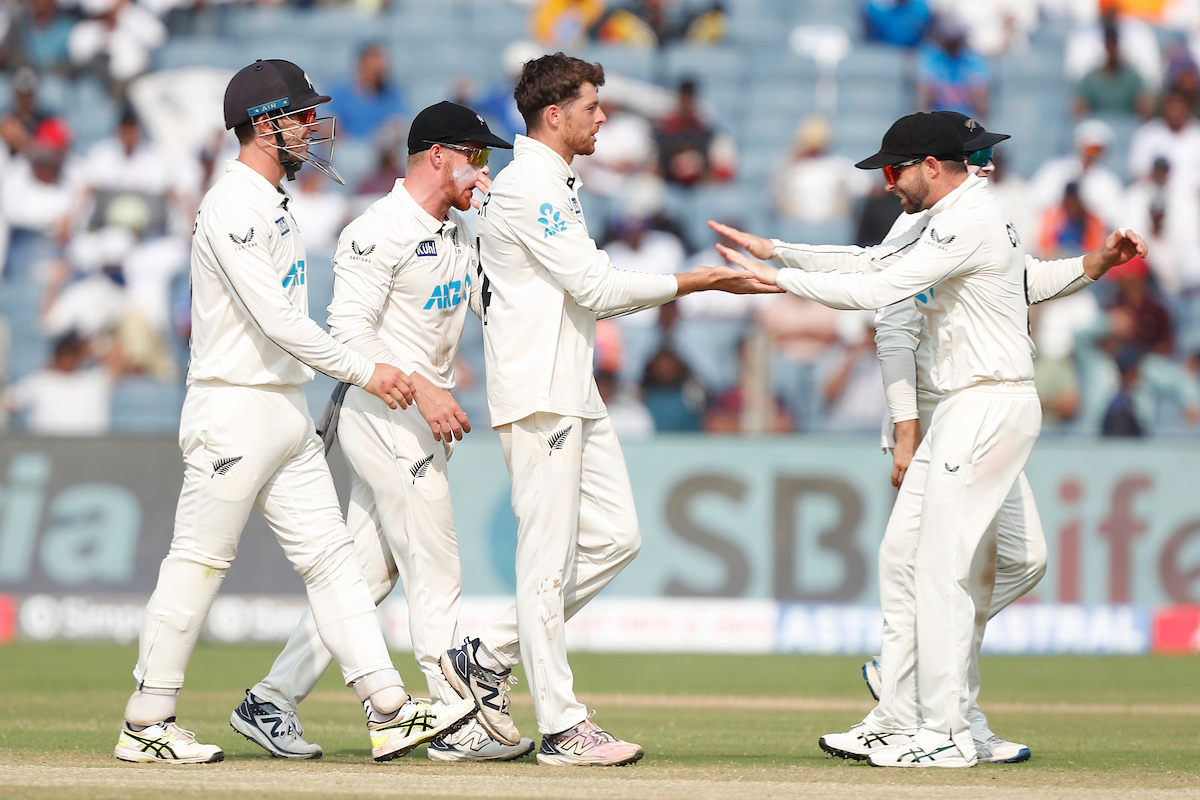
855, 151, 907, 170
446, 131, 514, 150
964, 131, 1009, 150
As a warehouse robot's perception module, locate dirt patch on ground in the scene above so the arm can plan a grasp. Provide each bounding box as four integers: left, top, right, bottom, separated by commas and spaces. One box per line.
1, 761, 1197, 800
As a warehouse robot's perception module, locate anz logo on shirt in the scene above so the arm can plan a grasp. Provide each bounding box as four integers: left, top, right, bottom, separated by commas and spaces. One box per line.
423, 271, 472, 310
539, 203, 568, 238
282, 260, 306, 288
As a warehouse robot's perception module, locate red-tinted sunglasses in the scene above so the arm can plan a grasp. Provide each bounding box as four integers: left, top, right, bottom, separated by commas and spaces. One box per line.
882, 157, 923, 185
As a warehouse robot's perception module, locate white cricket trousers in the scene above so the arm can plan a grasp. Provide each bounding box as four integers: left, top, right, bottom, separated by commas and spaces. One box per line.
251, 388, 463, 710
869, 398, 1048, 741
134, 383, 394, 692
478, 413, 641, 735
869, 382, 1041, 757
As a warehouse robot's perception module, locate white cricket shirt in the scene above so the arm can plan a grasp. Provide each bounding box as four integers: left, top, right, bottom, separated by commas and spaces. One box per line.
476, 135, 678, 427
770, 175, 1037, 395
187, 160, 374, 389
327, 179, 477, 390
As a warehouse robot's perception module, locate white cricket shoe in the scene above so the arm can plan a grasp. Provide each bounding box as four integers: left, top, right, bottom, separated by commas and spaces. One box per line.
229, 690, 322, 759
368, 695, 476, 762
868, 738, 977, 768
114, 718, 224, 764
862, 656, 882, 701
819, 724, 912, 761
441, 637, 521, 745
976, 735, 1031, 763
428, 719, 536, 762
536, 717, 644, 767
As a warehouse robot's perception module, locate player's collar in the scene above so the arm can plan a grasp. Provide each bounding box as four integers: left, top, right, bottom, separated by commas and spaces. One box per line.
226, 159, 292, 209
928, 172, 983, 216
514, 134, 582, 189
392, 178, 446, 235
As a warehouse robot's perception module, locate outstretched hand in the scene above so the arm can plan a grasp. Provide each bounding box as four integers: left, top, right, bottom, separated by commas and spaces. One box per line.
1104, 227, 1148, 265
694, 264, 783, 294
715, 243, 783, 287
1084, 227, 1149, 280
708, 220, 776, 260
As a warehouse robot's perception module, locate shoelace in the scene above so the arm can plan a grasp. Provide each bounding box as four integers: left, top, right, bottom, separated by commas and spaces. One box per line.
278, 709, 303, 738
164, 721, 199, 743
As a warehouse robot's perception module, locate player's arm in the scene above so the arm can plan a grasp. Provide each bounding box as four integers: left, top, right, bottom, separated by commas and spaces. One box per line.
874, 301, 921, 487
708, 219, 923, 275
205, 202, 412, 407
509, 187, 676, 312
718, 219, 980, 310
1028, 228, 1148, 303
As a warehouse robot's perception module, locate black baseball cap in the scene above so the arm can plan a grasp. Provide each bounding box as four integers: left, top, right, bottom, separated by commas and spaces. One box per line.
855, 112, 967, 170
933, 110, 1010, 151
407, 101, 513, 155
224, 59, 331, 130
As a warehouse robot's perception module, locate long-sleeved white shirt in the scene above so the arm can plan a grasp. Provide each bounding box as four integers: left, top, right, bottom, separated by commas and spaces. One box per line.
187, 160, 374, 389
326, 179, 478, 391
477, 135, 679, 427
769, 174, 1035, 395
871, 209, 1093, 426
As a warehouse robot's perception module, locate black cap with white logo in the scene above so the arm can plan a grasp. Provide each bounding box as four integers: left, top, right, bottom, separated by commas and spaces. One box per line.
224, 59, 331, 130
932, 110, 1010, 151
407, 101, 513, 155
854, 112, 967, 170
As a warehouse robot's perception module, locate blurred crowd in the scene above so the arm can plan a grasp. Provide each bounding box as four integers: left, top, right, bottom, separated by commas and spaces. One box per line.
3, 0, 1200, 440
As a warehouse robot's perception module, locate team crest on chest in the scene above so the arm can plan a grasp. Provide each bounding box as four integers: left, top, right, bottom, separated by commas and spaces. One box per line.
416, 239, 438, 258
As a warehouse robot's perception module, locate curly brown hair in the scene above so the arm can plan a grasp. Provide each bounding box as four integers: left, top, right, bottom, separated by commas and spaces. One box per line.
514, 52, 605, 134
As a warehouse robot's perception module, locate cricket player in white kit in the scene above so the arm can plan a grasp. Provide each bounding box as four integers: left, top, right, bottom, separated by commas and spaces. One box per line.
720, 112, 1050, 768
851, 115, 1146, 766
436, 53, 777, 767
229, 102, 534, 763
114, 60, 459, 765
715, 114, 1146, 766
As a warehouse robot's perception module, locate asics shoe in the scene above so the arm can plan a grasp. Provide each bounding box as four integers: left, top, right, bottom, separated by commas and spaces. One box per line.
368, 695, 476, 762
114, 718, 223, 764
229, 689, 322, 759
428, 719, 536, 762
819, 724, 912, 761
868, 738, 977, 768
862, 656, 882, 701
976, 735, 1031, 763
441, 637, 521, 745
536, 717, 643, 767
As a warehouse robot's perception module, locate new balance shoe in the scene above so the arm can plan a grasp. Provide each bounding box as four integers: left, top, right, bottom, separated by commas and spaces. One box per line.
114, 718, 224, 764
862, 656, 882, 701
819, 724, 912, 761
229, 689, 322, 759
428, 719, 536, 762
867, 738, 977, 768
441, 637, 521, 745
976, 735, 1031, 763
368, 695, 477, 762
536, 717, 643, 767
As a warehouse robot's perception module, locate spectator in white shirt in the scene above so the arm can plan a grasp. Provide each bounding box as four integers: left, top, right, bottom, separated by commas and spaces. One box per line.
1128, 88, 1200, 190
5, 330, 115, 435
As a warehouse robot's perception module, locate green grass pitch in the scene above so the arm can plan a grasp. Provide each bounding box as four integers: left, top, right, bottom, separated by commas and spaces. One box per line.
0, 643, 1197, 799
